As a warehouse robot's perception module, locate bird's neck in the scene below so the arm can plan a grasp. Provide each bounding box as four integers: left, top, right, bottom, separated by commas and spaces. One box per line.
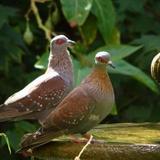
82, 64, 113, 98
91, 64, 108, 79
82, 64, 107, 83
46, 48, 73, 85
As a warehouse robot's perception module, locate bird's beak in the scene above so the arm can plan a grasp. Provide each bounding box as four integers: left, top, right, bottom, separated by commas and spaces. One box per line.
67, 39, 76, 44
108, 60, 115, 68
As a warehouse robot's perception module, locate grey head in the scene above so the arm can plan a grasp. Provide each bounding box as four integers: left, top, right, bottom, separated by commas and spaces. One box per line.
50, 35, 75, 51
95, 51, 115, 68
48, 35, 75, 68
47, 35, 74, 85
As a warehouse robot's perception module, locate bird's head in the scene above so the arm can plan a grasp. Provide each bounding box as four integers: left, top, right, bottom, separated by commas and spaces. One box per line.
50, 35, 75, 49
95, 51, 115, 68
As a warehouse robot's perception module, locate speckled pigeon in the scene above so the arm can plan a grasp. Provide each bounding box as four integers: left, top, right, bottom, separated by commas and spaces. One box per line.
0, 35, 74, 124
19, 51, 115, 152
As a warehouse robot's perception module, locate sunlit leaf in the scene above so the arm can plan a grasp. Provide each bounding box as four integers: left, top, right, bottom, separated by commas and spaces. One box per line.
0, 133, 11, 154
73, 59, 91, 86
34, 52, 49, 69
80, 15, 97, 46
76, 67, 91, 85
89, 44, 142, 62
109, 60, 159, 93
111, 105, 117, 115
60, 0, 93, 26
91, 0, 116, 43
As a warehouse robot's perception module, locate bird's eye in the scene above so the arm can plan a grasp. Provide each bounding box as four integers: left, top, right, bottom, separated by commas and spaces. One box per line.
97, 57, 103, 62
55, 39, 66, 45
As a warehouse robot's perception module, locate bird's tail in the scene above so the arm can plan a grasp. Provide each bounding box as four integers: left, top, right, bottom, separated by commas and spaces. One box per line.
0, 104, 13, 122
0, 104, 27, 122
18, 128, 62, 152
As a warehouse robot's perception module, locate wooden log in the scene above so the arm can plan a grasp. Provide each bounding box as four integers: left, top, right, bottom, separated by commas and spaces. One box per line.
31, 123, 160, 160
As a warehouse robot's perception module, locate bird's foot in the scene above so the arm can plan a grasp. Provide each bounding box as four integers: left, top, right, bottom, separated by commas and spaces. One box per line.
19, 149, 33, 157
82, 133, 93, 140
69, 135, 85, 144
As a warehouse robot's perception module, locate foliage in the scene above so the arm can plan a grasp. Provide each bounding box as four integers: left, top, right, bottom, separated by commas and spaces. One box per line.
0, 0, 160, 159
0, 133, 11, 154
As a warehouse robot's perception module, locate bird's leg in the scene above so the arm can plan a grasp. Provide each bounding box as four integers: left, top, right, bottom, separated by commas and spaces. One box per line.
69, 133, 94, 143
69, 135, 85, 143
82, 133, 92, 140
74, 134, 93, 160
19, 149, 32, 157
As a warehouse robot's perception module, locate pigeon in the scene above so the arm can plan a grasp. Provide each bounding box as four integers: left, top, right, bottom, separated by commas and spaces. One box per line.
19, 51, 115, 151
0, 35, 74, 124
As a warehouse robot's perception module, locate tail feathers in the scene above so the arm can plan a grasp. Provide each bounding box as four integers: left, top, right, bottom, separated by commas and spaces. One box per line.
0, 104, 21, 122
0, 104, 4, 108
19, 128, 62, 152
0, 104, 11, 122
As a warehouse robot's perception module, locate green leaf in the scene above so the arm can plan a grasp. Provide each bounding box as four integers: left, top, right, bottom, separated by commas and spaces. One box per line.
117, 0, 145, 13
73, 59, 91, 86
129, 14, 159, 34
109, 60, 159, 93
89, 44, 142, 62
34, 52, 49, 69
122, 105, 152, 122
6, 129, 22, 150
109, 27, 121, 45
9, 45, 24, 63
111, 105, 118, 115
4, 121, 37, 150
76, 67, 91, 85
0, 4, 17, 28
60, 0, 93, 26
91, 0, 116, 43
132, 35, 160, 52
14, 121, 37, 132
80, 15, 97, 46
0, 133, 11, 154
0, 24, 29, 55
0, 24, 28, 73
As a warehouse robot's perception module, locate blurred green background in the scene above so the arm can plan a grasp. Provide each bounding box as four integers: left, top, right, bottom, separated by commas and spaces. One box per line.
0, 0, 160, 159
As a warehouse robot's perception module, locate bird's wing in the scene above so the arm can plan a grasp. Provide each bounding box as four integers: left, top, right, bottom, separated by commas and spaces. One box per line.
0, 71, 67, 121
43, 85, 96, 130
19, 85, 96, 151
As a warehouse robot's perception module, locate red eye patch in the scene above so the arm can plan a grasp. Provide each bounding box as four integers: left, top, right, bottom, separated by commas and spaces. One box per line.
55, 39, 66, 45
97, 57, 106, 63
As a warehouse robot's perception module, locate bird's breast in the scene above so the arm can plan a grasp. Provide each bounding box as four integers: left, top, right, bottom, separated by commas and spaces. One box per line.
81, 80, 114, 128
